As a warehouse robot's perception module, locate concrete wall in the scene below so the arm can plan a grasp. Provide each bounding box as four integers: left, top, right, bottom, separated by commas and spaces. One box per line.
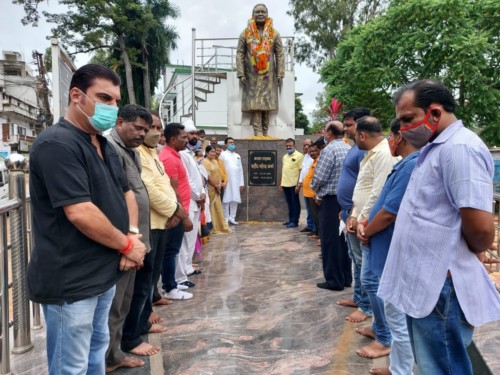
234, 139, 303, 223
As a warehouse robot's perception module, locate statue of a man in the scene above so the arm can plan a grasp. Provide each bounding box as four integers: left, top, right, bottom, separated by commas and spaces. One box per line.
236, 3, 285, 137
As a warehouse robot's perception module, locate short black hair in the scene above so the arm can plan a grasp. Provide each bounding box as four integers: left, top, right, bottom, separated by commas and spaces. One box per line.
69, 64, 121, 95
197, 129, 206, 135
164, 123, 185, 142
393, 79, 456, 113
313, 137, 324, 148
357, 116, 382, 135
285, 138, 295, 145
205, 145, 214, 155
214, 144, 224, 150
224, 137, 234, 144
118, 104, 153, 126
390, 118, 401, 134
343, 108, 370, 121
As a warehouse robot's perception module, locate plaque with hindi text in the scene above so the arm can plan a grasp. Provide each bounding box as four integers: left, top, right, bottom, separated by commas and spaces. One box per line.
248, 150, 277, 186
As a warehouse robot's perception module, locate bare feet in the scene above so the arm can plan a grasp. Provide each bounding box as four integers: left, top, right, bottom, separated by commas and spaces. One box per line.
355, 326, 376, 340
337, 298, 358, 308
148, 323, 168, 334
152, 298, 173, 306
106, 356, 145, 372
370, 367, 391, 375
128, 342, 161, 356
356, 341, 390, 359
148, 311, 164, 324
346, 309, 370, 323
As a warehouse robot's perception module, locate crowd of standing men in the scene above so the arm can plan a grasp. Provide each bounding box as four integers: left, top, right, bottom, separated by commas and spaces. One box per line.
283, 81, 500, 375
26, 62, 500, 375
27, 64, 245, 374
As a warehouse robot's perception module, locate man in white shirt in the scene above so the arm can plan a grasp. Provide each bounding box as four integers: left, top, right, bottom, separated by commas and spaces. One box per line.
177, 119, 206, 287
296, 139, 316, 233
220, 137, 245, 225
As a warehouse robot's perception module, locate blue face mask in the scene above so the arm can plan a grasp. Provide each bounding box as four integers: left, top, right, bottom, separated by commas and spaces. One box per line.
287, 148, 295, 155
78, 91, 118, 132
228, 144, 236, 151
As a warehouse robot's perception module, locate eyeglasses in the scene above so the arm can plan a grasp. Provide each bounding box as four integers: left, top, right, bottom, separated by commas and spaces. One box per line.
154, 158, 165, 176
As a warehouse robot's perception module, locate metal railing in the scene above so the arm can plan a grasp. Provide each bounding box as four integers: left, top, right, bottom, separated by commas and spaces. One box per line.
490, 193, 500, 272
160, 30, 295, 125
0, 154, 35, 375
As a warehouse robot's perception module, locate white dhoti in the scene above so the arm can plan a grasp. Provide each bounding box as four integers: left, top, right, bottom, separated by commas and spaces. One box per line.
175, 203, 200, 283
223, 201, 239, 222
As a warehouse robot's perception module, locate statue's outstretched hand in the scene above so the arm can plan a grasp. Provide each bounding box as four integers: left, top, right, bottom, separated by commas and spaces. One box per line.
240, 77, 247, 85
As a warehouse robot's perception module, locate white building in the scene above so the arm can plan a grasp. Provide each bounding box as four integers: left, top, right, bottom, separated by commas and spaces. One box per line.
0, 51, 38, 154
160, 34, 296, 139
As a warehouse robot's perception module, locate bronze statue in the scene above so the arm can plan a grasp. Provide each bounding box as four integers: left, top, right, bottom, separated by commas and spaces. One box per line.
236, 3, 285, 137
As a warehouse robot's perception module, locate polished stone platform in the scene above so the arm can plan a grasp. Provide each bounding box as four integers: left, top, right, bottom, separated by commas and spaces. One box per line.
6, 222, 499, 374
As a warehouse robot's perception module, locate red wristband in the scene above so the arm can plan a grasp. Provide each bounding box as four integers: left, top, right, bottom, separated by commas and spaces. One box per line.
119, 236, 133, 254
360, 219, 368, 227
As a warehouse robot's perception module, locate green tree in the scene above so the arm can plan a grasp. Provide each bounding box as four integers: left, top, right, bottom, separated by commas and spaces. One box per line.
14, 0, 178, 107
295, 96, 309, 131
320, 0, 500, 144
287, 0, 389, 71
89, 0, 179, 107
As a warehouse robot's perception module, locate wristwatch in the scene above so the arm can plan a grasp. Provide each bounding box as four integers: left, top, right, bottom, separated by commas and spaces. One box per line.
128, 225, 140, 234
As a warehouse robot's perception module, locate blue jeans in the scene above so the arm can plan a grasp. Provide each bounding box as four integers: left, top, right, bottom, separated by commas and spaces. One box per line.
361, 244, 391, 346
406, 277, 474, 375
42, 286, 116, 375
345, 231, 372, 316
385, 301, 414, 375
283, 186, 301, 225
303, 196, 316, 231
162, 221, 185, 293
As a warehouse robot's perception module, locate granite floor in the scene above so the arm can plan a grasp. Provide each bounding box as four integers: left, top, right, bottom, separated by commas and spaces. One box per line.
8, 222, 498, 374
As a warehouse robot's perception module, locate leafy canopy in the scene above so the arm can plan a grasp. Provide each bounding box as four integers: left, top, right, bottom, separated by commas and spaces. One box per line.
320, 0, 500, 144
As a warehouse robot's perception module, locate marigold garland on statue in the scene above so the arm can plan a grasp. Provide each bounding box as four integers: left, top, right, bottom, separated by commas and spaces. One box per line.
245, 17, 275, 75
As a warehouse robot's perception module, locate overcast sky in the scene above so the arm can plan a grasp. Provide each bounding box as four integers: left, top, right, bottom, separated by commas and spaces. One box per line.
0, 1, 323, 117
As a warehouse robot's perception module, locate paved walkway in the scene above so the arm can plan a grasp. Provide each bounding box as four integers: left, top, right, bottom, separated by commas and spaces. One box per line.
11, 221, 500, 374
10, 223, 388, 374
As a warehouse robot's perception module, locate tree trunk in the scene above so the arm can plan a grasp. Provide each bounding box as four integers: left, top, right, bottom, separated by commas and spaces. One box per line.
142, 44, 151, 108
118, 32, 136, 104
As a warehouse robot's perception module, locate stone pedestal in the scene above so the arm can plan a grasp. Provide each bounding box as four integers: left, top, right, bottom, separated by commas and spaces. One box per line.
233, 139, 289, 222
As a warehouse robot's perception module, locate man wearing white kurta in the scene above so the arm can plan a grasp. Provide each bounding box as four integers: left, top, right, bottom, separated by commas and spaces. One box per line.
176, 120, 206, 286
220, 137, 244, 225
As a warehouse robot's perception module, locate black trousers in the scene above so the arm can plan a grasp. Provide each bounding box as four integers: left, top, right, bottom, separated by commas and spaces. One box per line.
283, 186, 301, 225
319, 195, 352, 289
121, 230, 161, 352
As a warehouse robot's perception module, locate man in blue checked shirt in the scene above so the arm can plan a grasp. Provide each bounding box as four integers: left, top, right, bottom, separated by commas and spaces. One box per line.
378, 80, 500, 375
311, 121, 352, 291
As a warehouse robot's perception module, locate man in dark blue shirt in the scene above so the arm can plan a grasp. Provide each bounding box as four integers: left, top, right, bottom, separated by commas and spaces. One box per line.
335, 108, 372, 323
356, 119, 419, 371
29, 64, 146, 374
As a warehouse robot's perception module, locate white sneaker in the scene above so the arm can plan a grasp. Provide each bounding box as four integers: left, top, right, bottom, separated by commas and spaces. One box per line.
163, 288, 193, 300
176, 283, 189, 290
229, 220, 239, 225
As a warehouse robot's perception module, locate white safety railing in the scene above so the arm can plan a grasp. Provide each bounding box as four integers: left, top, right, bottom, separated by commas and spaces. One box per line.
159, 30, 294, 125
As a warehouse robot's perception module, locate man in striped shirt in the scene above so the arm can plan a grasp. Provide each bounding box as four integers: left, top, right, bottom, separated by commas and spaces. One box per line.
379, 80, 500, 375
311, 121, 351, 291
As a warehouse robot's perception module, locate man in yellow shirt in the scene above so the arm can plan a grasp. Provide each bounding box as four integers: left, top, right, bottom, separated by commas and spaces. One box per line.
280, 138, 304, 228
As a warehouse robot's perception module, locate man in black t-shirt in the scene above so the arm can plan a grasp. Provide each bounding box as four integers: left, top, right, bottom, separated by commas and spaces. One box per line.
29, 64, 146, 375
